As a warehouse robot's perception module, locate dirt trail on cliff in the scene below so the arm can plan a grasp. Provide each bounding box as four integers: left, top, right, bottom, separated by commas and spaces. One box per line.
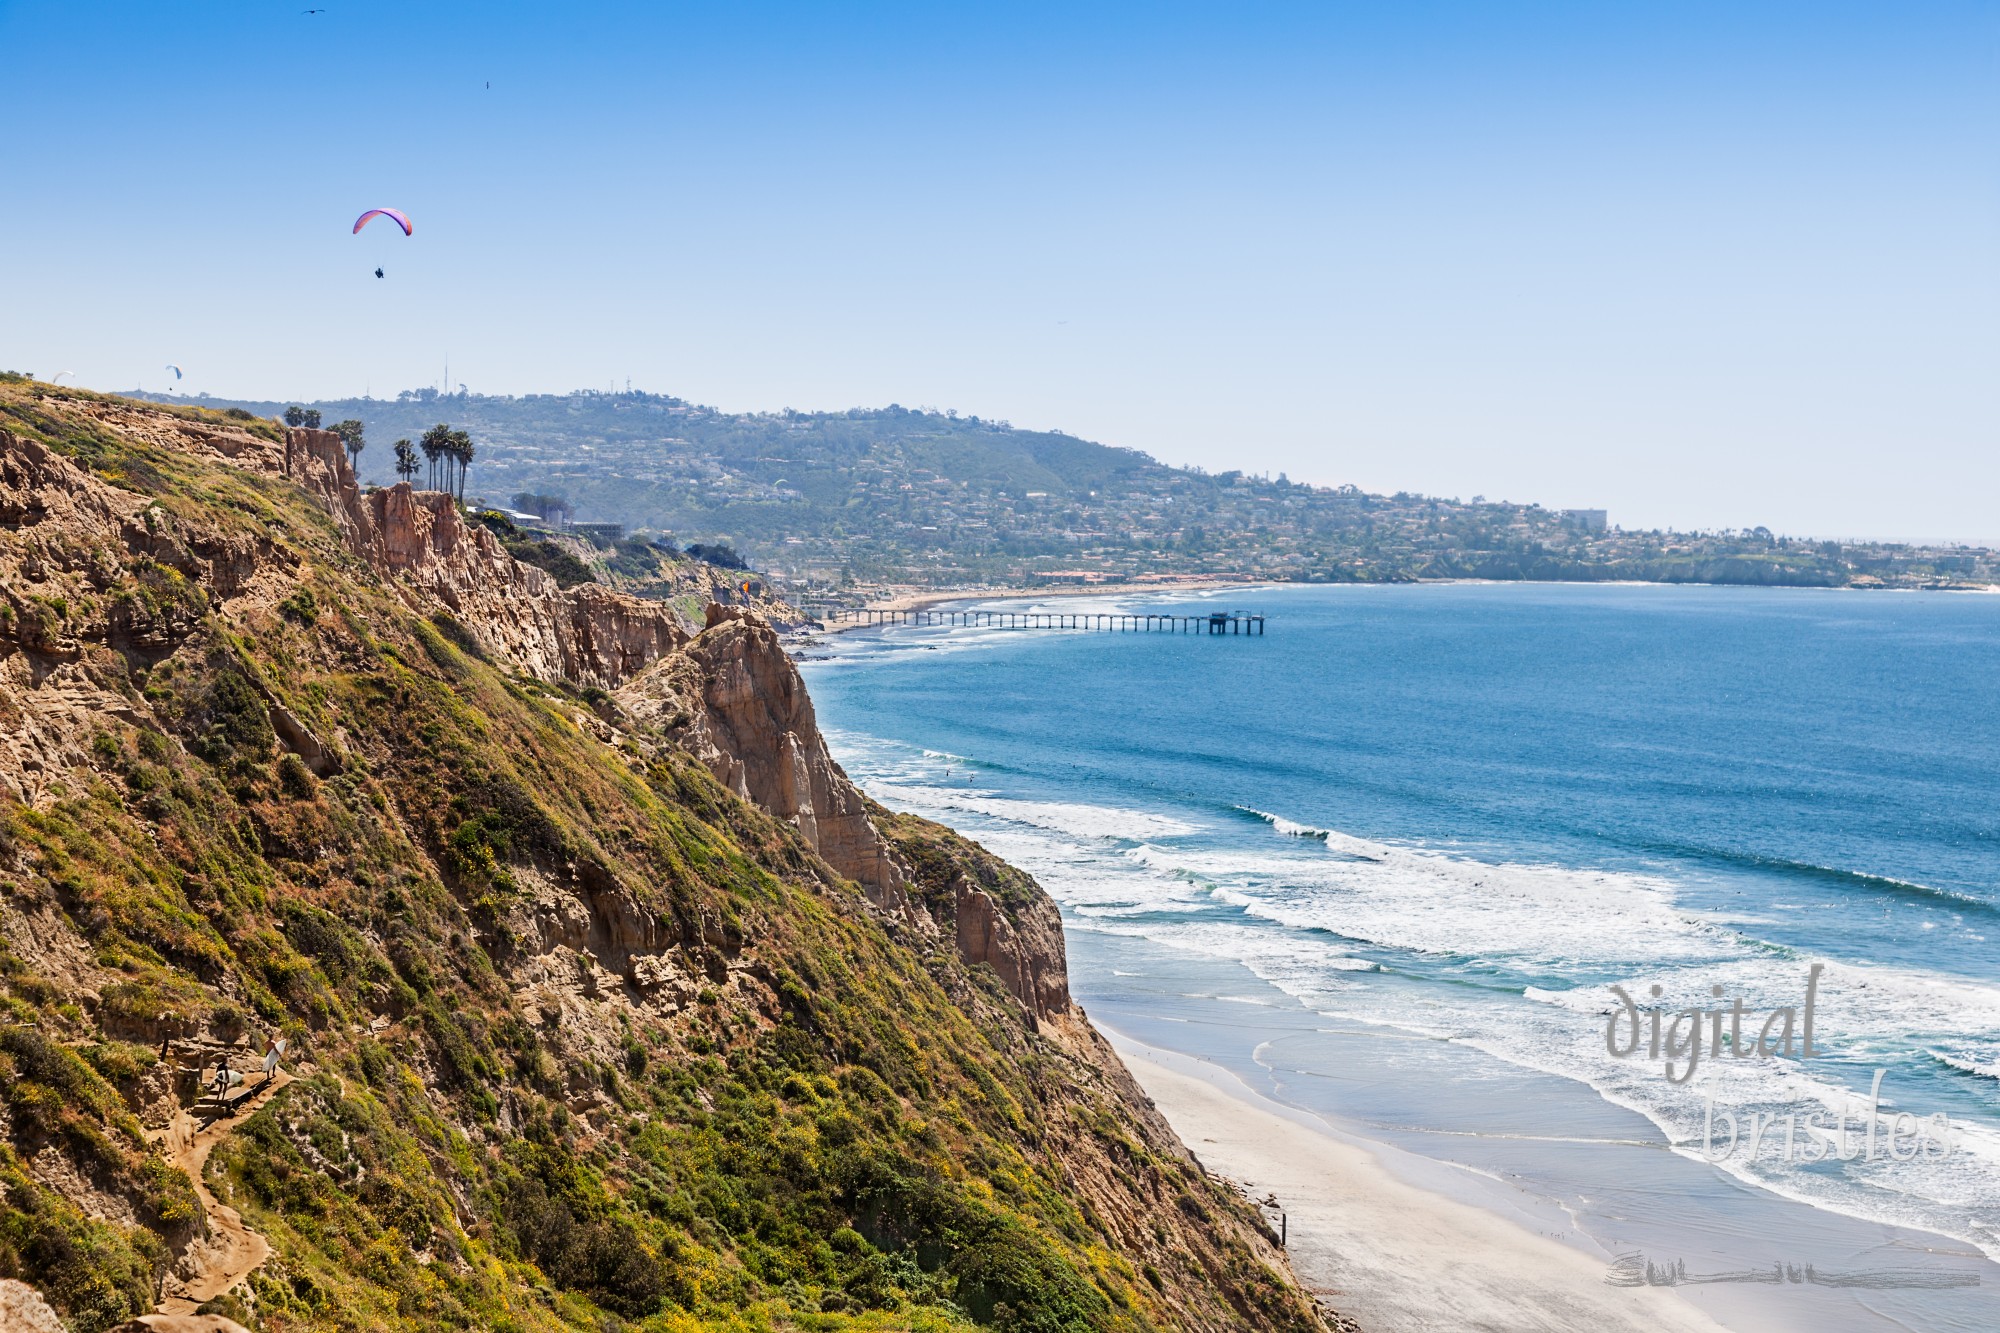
149, 1073, 292, 1316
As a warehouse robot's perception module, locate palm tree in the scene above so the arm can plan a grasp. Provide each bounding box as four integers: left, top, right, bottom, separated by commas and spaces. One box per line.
332, 419, 365, 475
283, 405, 306, 427
393, 438, 419, 485
419, 423, 453, 493
449, 429, 475, 501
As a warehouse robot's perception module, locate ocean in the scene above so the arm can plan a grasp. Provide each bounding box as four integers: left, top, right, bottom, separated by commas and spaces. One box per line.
798, 582, 2000, 1331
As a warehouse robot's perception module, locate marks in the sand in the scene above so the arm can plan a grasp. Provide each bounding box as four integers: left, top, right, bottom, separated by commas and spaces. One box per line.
1604, 1251, 1982, 1290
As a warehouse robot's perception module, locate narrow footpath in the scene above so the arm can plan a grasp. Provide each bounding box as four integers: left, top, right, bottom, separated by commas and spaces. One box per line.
147, 1072, 292, 1316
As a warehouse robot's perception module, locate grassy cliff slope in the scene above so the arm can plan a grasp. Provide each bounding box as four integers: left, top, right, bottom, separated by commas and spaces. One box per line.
0, 380, 1330, 1333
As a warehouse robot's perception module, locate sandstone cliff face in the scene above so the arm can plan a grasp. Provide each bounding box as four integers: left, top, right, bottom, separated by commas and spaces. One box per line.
618, 606, 1082, 1025
952, 860, 1073, 1019
281, 427, 686, 689
873, 810, 1075, 1024
6, 400, 1075, 1043
618, 607, 911, 905
0, 389, 1331, 1333
0, 429, 285, 805
281, 427, 371, 550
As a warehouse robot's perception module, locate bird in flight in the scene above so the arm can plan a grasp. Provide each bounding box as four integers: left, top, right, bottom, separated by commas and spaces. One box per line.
302, 8, 325, 13
374, 267, 384, 279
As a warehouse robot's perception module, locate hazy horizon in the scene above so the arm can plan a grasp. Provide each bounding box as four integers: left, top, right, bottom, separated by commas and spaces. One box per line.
6, 1, 1994, 543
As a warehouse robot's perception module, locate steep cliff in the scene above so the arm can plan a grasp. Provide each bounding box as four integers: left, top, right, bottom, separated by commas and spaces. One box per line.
283, 425, 688, 688
616, 606, 910, 906
617, 608, 1070, 1027
0, 379, 1333, 1333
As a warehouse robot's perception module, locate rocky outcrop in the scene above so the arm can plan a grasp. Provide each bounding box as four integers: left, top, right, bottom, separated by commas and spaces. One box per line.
0, 1279, 67, 1333
875, 811, 1075, 1023
282, 427, 373, 550
0, 1280, 67, 1328
621, 607, 1076, 1025
954, 874, 1071, 1020
279, 428, 685, 688
0, 430, 274, 805
620, 606, 911, 904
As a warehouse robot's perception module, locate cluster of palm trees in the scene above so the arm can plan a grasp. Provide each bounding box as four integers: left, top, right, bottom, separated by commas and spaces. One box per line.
280, 407, 476, 502
388, 423, 477, 500
331, 419, 365, 473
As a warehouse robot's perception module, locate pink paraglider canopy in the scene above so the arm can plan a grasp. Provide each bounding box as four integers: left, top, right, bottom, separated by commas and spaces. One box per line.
352, 208, 413, 236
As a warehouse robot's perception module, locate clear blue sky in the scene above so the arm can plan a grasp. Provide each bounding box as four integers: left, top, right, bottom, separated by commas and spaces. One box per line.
4, 1, 1994, 540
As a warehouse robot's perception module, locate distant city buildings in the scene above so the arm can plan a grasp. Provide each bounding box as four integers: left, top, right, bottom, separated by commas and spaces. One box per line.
1564, 509, 1609, 533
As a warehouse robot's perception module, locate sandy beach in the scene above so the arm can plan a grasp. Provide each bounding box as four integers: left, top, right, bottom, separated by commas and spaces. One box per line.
793, 577, 1278, 636
1114, 1039, 1733, 1333
857, 577, 1269, 613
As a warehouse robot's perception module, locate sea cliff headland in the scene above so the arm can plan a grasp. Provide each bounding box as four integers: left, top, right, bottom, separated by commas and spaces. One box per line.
0, 380, 1331, 1332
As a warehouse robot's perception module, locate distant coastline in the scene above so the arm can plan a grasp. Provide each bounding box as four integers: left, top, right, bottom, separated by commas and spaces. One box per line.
819, 572, 1999, 629
852, 575, 1276, 615
117, 387, 2000, 594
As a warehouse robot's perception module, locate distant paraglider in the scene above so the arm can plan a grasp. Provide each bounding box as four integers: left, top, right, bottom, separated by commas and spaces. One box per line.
352, 208, 412, 236
49, 371, 72, 384
164, 364, 183, 380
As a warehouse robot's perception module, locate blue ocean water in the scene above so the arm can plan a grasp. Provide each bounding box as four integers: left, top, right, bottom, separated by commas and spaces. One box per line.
799, 582, 2000, 1316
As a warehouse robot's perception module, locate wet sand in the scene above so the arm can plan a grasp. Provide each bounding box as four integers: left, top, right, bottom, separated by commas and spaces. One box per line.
1117, 1039, 1738, 1333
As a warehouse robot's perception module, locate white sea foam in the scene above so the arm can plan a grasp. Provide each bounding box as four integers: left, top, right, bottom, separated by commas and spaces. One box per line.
864, 781, 1198, 843
823, 731, 2000, 1259
1931, 1049, 2000, 1082
1125, 838, 1722, 968
1237, 806, 1335, 840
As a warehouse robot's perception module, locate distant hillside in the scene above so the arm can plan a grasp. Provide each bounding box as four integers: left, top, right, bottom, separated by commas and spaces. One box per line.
137, 387, 2000, 594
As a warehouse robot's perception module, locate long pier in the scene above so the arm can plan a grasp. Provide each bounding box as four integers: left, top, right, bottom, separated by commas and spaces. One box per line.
828, 608, 1265, 635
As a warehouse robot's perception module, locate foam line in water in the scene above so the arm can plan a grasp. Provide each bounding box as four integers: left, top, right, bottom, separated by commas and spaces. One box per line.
865, 781, 1198, 843
1235, 805, 1335, 841
820, 724, 2000, 1263
1929, 1049, 2000, 1082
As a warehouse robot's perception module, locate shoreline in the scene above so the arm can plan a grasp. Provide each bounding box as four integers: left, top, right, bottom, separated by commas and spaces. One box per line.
862, 576, 1272, 613
797, 581, 2000, 1332
804, 577, 2000, 628
1109, 1034, 1733, 1333
804, 577, 1279, 633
